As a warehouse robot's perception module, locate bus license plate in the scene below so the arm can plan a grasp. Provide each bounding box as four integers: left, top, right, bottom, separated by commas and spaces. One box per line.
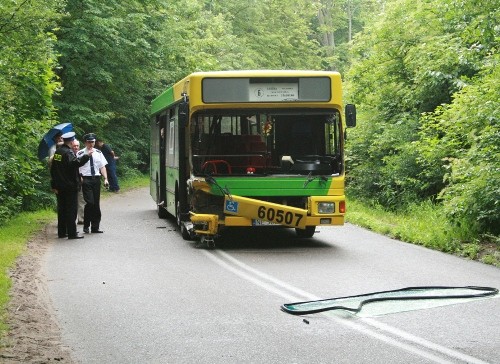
252, 219, 280, 226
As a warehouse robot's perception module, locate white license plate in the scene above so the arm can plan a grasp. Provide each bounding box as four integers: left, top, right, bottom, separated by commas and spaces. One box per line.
252, 219, 280, 226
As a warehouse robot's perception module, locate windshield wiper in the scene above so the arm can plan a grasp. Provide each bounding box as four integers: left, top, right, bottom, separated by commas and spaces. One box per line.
303, 172, 328, 188
205, 175, 232, 199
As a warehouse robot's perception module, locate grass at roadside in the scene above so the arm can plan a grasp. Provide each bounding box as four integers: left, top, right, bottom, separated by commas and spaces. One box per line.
0, 209, 55, 337
346, 197, 500, 267
0, 174, 150, 343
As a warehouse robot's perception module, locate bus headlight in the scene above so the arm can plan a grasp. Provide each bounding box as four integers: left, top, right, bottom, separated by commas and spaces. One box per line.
317, 202, 335, 214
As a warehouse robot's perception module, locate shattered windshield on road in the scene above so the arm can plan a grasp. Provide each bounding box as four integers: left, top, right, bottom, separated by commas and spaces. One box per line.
281, 286, 498, 317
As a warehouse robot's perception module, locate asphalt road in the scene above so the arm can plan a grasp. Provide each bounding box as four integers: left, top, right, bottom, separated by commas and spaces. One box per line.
44, 187, 500, 364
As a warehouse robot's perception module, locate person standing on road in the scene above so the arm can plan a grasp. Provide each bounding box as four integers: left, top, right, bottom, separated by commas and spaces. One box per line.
48, 132, 64, 168
71, 139, 85, 224
49, 132, 66, 234
50, 132, 91, 240
96, 139, 120, 192
77, 133, 109, 234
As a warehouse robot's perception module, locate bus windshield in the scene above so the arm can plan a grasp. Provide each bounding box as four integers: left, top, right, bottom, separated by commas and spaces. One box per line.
191, 109, 342, 176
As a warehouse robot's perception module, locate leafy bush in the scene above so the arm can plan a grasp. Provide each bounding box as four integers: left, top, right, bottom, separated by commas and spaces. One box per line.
0, 0, 62, 226
346, 0, 499, 238
417, 54, 500, 235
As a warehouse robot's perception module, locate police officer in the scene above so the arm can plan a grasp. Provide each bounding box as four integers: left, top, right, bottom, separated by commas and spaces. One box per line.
50, 132, 90, 239
77, 133, 109, 233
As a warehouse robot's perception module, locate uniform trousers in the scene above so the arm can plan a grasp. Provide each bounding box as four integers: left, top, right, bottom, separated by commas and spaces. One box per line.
77, 189, 85, 223
82, 176, 102, 231
56, 189, 78, 238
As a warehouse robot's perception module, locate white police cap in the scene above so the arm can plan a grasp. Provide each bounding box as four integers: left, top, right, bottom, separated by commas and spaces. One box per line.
62, 131, 76, 141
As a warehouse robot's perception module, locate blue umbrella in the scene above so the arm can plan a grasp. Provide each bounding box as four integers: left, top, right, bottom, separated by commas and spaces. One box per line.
37, 122, 73, 160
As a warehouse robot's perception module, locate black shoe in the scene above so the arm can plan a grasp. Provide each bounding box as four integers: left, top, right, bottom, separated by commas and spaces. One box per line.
83, 227, 89, 234
91, 230, 104, 233
58, 234, 67, 238
68, 235, 84, 240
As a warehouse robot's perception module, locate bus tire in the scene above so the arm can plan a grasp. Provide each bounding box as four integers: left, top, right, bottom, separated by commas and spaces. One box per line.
295, 226, 316, 238
180, 225, 191, 240
176, 200, 191, 240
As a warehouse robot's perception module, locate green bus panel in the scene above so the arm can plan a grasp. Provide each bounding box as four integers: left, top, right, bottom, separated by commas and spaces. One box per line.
207, 177, 337, 197
151, 88, 175, 115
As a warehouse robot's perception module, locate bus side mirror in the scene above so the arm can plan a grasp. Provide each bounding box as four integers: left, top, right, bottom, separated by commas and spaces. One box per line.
345, 104, 356, 128
179, 101, 189, 127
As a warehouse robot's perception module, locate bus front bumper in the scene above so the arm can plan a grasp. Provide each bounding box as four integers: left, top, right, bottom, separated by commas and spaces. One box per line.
222, 215, 344, 227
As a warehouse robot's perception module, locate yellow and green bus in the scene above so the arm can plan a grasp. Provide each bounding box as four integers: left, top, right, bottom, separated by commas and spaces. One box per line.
150, 70, 356, 247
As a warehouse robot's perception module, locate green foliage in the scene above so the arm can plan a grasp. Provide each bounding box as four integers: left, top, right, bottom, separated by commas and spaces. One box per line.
345, 0, 499, 237
347, 197, 463, 252
240, 0, 322, 69
0, 0, 63, 224
419, 56, 500, 234
53, 0, 172, 176
346, 197, 500, 266
187, 0, 324, 70
411, 0, 500, 235
314, 0, 383, 73
346, 112, 425, 209
55, 0, 160, 127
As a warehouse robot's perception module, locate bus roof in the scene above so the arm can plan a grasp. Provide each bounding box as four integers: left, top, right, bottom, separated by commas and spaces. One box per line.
151, 70, 342, 116
189, 70, 341, 77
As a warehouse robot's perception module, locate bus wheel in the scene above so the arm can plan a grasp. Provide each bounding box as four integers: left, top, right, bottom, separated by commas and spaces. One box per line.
180, 224, 191, 240
157, 185, 167, 219
295, 226, 316, 238
177, 200, 191, 240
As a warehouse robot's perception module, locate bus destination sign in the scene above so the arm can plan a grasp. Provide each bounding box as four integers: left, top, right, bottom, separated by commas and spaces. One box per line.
202, 77, 330, 103
249, 83, 298, 102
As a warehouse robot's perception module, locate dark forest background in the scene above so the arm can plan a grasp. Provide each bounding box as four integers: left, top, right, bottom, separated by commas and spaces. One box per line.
1, 0, 498, 241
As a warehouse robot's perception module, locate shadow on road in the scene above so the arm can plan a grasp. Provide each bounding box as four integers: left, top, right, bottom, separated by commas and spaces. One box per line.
201, 227, 334, 251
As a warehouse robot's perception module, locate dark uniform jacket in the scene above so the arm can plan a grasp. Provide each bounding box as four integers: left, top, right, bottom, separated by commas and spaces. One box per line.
50, 144, 90, 191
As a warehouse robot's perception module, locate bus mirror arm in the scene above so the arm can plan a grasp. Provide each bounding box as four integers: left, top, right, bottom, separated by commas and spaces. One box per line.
345, 104, 356, 128
179, 100, 189, 127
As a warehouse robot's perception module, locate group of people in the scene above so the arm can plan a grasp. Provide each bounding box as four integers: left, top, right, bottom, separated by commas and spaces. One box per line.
49, 131, 120, 239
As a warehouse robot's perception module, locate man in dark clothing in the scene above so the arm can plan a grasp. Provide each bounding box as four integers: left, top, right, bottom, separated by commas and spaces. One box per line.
96, 139, 120, 192
50, 132, 91, 239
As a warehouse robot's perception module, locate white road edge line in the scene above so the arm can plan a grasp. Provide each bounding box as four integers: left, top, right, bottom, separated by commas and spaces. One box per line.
203, 250, 490, 364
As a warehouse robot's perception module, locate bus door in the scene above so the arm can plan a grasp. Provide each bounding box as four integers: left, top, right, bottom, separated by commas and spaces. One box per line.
158, 114, 167, 213
165, 108, 177, 216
